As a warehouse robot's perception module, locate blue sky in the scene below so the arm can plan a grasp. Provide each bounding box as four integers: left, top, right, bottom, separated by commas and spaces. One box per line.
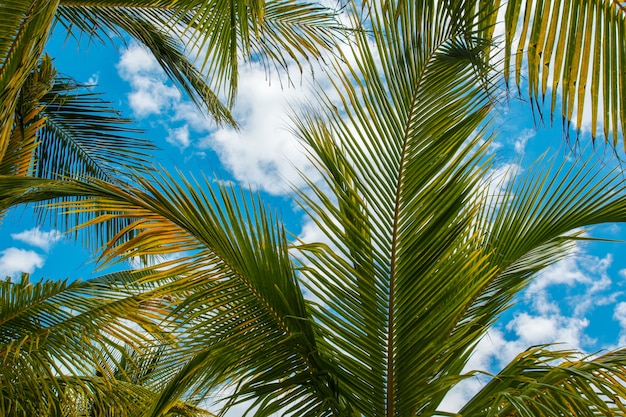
2, 18, 626, 414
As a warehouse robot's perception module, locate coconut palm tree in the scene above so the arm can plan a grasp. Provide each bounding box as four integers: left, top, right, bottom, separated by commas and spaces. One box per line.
6, 1, 626, 416
0, 271, 159, 416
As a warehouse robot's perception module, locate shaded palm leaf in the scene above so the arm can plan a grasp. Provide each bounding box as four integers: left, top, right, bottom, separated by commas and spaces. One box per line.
37, 71, 154, 181
1, 53, 154, 182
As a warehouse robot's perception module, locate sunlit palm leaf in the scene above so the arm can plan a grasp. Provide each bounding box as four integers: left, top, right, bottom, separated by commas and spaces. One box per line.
293, 1, 498, 415
295, 1, 626, 415
0, 172, 344, 415
0, 272, 168, 416
502, 0, 626, 147
0, 0, 59, 162
460, 346, 626, 416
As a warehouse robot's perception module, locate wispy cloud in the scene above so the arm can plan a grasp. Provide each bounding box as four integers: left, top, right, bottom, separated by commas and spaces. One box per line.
11, 227, 63, 252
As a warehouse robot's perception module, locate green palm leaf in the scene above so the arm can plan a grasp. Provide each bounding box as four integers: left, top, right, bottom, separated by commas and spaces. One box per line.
0, 272, 169, 416
0, 171, 342, 415
6, 1, 626, 416
501, 0, 626, 147
37, 71, 155, 181
0, 0, 58, 159
55, 0, 342, 107
460, 346, 626, 416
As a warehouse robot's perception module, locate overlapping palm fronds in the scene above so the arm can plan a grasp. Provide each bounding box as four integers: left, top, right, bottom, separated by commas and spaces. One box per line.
0, 0, 59, 162
55, 0, 343, 111
2, 54, 154, 182
0, 0, 344, 188
4, 1, 626, 416
0, 271, 164, 416
5, 2, 626, 416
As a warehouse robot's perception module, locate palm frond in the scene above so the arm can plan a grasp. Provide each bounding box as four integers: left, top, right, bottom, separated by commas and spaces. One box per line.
55, 3, 236, 125
453, 153, 626, 356
37, 72, 155, 181
293, 1, 626, 415
0, 0, 59, 162
1, 53, 152, 182
292, 1, 499, 414
502, 0, 626, 147
459, 346, 626, 417
55, 0, 342, 108
0, 272, 169, 416
0, 172, 344, 416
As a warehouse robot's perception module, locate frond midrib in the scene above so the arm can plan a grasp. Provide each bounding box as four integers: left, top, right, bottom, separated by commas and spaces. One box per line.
384, 27, 461, 417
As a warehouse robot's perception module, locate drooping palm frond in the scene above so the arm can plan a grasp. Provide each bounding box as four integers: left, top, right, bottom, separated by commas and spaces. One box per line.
0, 0, 59, 160
500, 0, 626, 147
0, 171, 343, 416
460, 346, 626, 417
37, 71, 155, 181
55, 0, 343, 109
1, 53, 154, 182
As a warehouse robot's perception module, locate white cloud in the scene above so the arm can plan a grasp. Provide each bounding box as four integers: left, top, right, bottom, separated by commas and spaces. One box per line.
506, 312, 589, 350
0, 248, 44, 277
117, 43, 162, 74
166, 125, 191, 149
199, 63, 318, 194
613, 302, 626, 346
512, 128, 535, 155
527, 249, 614, 317
11, 227, 63, 251
86, 72, 99, 86
441, 242, 621, 413
117, 43, 181, 118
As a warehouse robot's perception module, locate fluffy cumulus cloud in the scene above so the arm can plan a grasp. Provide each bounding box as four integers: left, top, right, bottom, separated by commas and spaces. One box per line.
0, 227, 64, 278
117, 43, 182, 118
0, 248, 44, 278
116, 44, 318, 195
11, 227, 63, 252
200, 64, 319, 194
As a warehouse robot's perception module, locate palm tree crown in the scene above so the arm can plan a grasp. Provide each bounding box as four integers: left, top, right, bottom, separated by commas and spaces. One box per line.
3, 1, 626, 416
